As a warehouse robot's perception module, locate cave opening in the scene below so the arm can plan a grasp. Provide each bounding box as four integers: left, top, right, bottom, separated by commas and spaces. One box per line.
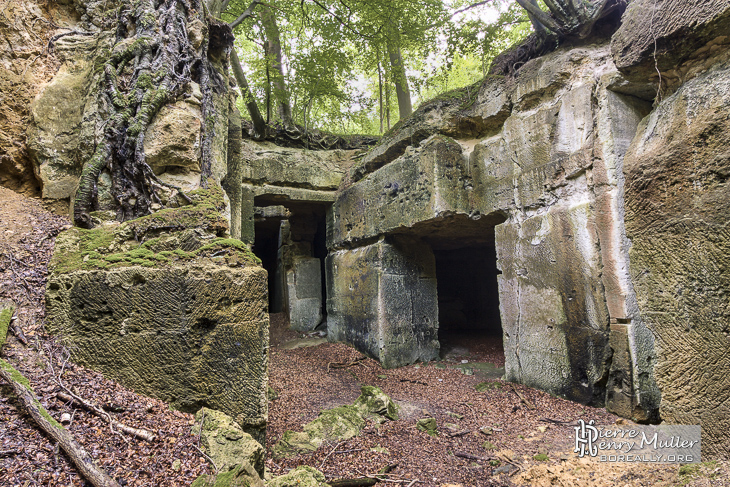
252, 197, 330, 329
432, 244, 503, 361
253, 214, 283, 313
406, 212, 507, 364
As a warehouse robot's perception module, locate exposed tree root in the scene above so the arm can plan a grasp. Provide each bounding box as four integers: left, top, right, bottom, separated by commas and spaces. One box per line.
74, 0, 229, 228
242, 120, 380, 150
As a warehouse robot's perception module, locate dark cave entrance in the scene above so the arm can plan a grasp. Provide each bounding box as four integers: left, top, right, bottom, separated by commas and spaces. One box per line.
433, 245, 502, 338
252, 197, 329, 327
409, 213, 507, 363
253, 214, 283, 313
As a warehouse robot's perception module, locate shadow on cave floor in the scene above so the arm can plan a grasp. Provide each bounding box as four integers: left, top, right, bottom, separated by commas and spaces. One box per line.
438, 332, 505, 381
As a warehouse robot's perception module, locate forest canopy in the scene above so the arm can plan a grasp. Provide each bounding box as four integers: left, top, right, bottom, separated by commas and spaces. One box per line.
218, 0, 536, 136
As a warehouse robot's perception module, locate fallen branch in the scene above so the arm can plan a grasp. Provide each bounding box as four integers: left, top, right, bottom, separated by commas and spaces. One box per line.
0, 449, 20, 457
539, 417, 577, 425
328, 356, 367, 372
511, 384, 536, 410
56, 391, 156, 442
496, 452, 522, 474
0, 361, 121, 487
455, 451, 493, 462
446, 430, 471, 438
328, 479, 377, 487
319, 441, 343, 470
329, 464, 398, 487
9, 318, 28, 347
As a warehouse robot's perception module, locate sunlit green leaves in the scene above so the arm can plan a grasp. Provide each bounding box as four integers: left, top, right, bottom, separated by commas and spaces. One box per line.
220, 0, 533, 135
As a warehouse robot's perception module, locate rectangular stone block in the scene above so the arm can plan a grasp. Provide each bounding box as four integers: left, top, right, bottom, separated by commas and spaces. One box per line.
46, 228, 269, 443
287, 256, 323, 332
326, 237, 439, 368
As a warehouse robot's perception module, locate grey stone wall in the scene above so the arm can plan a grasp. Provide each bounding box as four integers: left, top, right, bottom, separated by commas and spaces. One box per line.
327, 44, 648, 414
323, 1, 730, 458
326, 237, 439, 369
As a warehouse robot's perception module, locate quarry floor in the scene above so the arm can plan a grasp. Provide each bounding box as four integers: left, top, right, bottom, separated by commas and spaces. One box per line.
0, 185, 727, 486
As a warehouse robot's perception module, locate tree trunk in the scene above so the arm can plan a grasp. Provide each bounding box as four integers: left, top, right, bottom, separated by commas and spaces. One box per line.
378, 60, 384, 134
231, 49, 267, 137
387, 39, 412, 121
260, 5, 293, 128
0, 360, 120, 487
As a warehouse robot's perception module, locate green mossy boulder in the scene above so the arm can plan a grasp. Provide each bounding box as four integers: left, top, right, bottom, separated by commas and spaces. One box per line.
193, 408, 264, 477
267, 466, 328, 487
272, 386, 398, 458
271, 430, 320, 458
416, 418, 438, 436
354, 385, 399, 421
304, 405, 365, 446
191, 463, 263, 487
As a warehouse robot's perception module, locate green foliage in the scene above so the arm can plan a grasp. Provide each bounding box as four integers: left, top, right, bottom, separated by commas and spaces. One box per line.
221, 0, 533, 135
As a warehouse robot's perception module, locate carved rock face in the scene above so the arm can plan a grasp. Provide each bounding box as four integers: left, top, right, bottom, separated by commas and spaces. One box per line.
45, 196, 269, 444
623, 61, 730, 459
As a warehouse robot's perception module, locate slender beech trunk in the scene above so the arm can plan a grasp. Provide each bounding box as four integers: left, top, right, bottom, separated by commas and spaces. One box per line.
386, 29, 412, 121
230, 49, 267, 136
378, 60, 384, 134
260, 5, 293, 128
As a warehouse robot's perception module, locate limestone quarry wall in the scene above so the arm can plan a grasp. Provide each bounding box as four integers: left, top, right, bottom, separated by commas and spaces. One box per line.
622, 48, 730, 458
7, 0, 271, 442
0, 1, 69, 194
4, 0, 729, 460
323, 0, 730, 458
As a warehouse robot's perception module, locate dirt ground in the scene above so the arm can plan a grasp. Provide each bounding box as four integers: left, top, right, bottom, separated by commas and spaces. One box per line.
0, 186, 728, 486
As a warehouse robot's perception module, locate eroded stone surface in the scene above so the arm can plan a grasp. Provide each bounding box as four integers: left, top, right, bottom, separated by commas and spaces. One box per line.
612, 0, 730, 88
27, 32, 110, 199
328, 44, 629, 406
286, 256, 323, 332
242, 140, 355, 191
327, 237, 439, 369
45, 199, 269, 443
193, 408, 264, 476
144, 101, 203, 174
623, 61, 730, 458
267, 466, 327, 487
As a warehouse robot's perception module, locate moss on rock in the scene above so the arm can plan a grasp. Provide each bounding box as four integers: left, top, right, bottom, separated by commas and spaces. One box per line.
193, 408, 265, 477
416, 417, 438, 436
191, 463, 263, 487
45, 182, 268, 444
304, 405, 365, 445
354, 385, 399, 421
50, 185, 260, 275
0, 303, 16, 348
267, 466, 327, 487
272, 386, 398, 458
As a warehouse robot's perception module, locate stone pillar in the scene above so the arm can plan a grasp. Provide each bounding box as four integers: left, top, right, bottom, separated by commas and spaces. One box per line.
241, 184, 255, 245
287, 256, 323, 331
327, 236, 439, 368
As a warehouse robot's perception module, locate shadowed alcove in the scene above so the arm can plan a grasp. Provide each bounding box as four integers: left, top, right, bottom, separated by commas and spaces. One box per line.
396, 212, 507, 362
